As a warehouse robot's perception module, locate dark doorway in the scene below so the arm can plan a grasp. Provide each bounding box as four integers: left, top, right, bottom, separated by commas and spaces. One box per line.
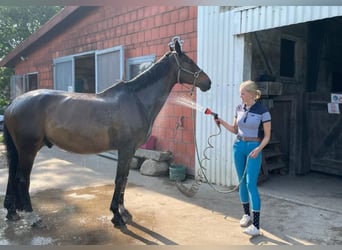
75, 54, 95, 93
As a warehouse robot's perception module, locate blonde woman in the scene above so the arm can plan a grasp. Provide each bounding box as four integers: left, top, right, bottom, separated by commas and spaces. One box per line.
215, 80, 271, 236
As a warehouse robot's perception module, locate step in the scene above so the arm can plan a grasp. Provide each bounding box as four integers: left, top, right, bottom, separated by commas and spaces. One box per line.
263, 150, 283, 158
268, 138, 281, 145
263, 162, 287, 171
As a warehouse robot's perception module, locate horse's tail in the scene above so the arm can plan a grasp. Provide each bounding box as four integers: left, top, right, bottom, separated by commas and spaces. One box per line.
3, 122, 18, 177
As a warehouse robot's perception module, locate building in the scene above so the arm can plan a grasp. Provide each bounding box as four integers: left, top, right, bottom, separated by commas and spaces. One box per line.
0, 6, 200, 174
1, 6, 341, 187
197, 6, 342, 186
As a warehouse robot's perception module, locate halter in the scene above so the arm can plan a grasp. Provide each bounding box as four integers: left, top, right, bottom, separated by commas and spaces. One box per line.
172, 52, 203, 95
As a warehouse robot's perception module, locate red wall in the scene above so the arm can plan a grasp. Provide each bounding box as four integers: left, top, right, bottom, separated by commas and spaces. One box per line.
15, 6, 198, 172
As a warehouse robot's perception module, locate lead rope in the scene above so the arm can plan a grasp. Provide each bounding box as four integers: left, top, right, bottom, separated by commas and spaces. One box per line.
175, 95, 249, 197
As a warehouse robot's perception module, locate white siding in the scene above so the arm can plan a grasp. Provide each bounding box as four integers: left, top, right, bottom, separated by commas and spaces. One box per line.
234, 6, 342, 34
197, 6, 243, 186
197, 5, 342, 187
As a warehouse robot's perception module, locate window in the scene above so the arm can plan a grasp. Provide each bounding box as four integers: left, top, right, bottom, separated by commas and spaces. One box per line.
126, 55, 155, 80
53, 46, 124, 93
280, 38, 295, 78
10, 72, 38, 100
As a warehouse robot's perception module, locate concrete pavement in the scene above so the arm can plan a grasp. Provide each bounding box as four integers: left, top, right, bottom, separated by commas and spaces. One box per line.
0, 146, 341, 245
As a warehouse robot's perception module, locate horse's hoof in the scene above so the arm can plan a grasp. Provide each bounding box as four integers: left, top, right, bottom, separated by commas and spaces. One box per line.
111, 216, 126, 228
6, 212, 20, 221
121, 211, 132, 223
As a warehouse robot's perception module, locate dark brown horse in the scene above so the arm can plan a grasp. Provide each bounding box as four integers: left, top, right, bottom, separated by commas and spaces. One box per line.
3, 37, 211, 227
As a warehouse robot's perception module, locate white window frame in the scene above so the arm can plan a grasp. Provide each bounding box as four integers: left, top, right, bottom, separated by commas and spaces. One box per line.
95, 45, 124, 92
10, 72, 38, 100
53, 46, 124, 93
126, 54, 155, 80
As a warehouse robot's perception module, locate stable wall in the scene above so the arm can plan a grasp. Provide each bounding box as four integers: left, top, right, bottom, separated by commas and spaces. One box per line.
13, 6, 199, 171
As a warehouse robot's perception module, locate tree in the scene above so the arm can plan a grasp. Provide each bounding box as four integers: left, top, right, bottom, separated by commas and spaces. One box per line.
0, 6, 62, 112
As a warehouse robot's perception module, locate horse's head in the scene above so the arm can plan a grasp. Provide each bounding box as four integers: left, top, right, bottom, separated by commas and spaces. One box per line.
169, 36, 211, 92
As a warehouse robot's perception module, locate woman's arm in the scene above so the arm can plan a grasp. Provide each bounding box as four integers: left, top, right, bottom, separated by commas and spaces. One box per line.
249, 121, 271, 158
216, 117, 238, 134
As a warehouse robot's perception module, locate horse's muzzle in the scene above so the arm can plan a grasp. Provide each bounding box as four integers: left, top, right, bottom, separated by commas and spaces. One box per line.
199, 80, 211, 91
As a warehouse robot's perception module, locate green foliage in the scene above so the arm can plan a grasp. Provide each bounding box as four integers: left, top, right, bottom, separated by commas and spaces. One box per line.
0, 67, 13, 108
0, 6, 62, 57
0, 6, 62, 112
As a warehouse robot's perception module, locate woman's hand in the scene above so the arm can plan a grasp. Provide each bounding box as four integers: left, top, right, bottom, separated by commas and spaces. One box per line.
249, 147, 261, 158
214, 117, 221, 126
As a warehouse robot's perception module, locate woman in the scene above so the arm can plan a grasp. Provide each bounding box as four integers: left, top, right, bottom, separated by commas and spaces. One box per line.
215, 80, 271, 236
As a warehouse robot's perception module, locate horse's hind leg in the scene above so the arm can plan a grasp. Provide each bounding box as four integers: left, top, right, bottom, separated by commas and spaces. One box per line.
15, 150, 37, 213
3, 124, 20, 220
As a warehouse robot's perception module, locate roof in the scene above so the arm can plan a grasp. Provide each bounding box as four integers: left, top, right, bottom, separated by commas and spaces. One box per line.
0, 6, 96, 68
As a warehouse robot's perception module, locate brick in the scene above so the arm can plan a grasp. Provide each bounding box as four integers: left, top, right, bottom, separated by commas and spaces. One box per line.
183, 131, 194, 144
171, 11, 179, 21
179, 8, 189, 21
154, 15, 163, 27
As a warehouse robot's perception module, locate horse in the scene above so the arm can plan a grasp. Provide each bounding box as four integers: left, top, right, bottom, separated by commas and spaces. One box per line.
2, 37, 211, 228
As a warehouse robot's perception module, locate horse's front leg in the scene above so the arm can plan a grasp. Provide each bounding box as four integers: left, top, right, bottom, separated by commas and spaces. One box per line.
118, 183, 132, 222
110, 148, 134, 228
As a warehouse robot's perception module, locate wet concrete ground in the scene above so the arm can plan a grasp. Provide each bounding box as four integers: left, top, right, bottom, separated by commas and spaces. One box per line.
0, 146, 341, 245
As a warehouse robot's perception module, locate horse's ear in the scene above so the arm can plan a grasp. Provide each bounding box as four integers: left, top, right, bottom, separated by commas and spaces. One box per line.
175, 40, 182, 55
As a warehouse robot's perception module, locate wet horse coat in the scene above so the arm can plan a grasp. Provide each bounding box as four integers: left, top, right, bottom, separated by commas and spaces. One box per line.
3, 38, 211, 227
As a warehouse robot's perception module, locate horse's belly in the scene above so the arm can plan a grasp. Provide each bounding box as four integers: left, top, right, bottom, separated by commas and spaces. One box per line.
47, 129, 113, 154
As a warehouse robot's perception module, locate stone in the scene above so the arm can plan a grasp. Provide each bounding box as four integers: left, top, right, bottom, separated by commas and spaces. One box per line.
134, 149, 173, 162
139, 159, 169, 176
130, 157, 140, 169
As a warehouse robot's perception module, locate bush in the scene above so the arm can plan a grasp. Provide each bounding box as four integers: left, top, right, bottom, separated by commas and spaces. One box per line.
0, 93, 9, 114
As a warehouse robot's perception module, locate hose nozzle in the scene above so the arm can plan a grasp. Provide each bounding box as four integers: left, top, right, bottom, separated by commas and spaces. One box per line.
204, 108, 218, 119
205, 108, 220, 127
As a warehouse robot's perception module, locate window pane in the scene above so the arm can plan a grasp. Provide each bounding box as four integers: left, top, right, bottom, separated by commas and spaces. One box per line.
280, 38, 295, 78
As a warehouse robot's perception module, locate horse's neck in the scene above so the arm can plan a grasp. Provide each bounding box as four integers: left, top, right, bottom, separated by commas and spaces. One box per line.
135, 72, 176, 123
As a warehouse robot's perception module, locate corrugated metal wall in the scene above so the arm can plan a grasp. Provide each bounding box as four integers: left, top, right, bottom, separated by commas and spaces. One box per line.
234, 6, 342, 35
196, 5, 342, 187
196, 6, 244, 186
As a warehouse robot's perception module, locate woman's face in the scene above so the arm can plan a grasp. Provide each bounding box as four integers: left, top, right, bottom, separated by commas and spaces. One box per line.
240, 88, 255, 104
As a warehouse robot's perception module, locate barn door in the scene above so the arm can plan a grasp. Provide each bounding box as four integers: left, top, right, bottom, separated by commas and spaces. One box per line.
95, 46, 124, 93
53, 56, 74, 91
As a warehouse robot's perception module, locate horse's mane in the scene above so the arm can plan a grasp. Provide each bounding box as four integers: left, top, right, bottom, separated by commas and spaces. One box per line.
98, 51, 173, 96
125, 52, 173, 92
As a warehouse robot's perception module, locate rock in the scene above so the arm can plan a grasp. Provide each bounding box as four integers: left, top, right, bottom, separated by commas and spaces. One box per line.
139, 159, 169, 176
130, 157, 140, 169
134, 149, 173, 162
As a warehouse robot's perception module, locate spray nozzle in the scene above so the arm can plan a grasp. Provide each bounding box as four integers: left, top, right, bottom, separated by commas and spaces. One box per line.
205, 108, 220, 128
204, 108, 218, 119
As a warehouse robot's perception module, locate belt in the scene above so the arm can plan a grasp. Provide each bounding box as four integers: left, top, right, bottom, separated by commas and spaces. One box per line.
237, 135, 261, 142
